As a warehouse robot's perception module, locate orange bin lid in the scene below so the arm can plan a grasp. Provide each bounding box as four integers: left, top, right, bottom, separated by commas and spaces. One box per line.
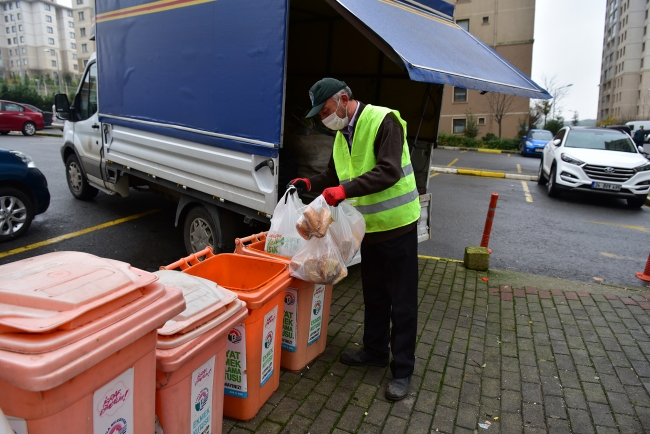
180, 254, 290, 309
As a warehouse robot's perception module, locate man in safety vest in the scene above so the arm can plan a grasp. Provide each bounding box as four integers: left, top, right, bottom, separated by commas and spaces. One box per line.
289, 78, 420, 401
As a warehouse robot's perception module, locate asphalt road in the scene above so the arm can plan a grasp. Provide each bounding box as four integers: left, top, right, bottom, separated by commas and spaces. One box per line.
431, 148, 540, 175
0, 136, 649, 288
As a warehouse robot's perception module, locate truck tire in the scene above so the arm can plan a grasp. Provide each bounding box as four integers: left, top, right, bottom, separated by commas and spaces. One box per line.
0, 187, 34, 242
184, 205, 218, 254
65, 154, 99, 200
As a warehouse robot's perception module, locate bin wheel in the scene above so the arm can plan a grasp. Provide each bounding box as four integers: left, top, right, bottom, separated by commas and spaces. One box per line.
184, 205, 218, 255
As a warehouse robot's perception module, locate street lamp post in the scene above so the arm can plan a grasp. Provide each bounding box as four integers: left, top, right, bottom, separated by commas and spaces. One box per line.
44, 48, 62, 94
552, 84, 573, 119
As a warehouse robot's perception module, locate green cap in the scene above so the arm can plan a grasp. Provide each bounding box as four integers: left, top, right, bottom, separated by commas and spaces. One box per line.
306, 78, 348, 118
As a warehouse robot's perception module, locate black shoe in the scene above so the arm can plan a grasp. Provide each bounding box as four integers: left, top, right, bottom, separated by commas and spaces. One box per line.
385, 376, 411, 401
339, 349, 389, 367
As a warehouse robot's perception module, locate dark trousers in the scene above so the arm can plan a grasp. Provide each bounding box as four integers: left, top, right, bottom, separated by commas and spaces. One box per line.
360, 226, 418, 379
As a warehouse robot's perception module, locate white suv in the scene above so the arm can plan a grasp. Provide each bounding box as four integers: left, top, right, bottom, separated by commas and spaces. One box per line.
538, 127, 650, 208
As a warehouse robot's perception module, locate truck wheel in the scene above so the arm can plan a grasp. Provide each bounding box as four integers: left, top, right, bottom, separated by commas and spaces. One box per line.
22, 122, 36, 136
0, 187, 34, 242
65, 154, 99, 200
184, 205, 218, 254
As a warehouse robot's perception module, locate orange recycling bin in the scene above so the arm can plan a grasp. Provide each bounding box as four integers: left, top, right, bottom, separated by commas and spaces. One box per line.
153, 270, 248, 434
0, 252, 186, 434
161, 250, 291, 421
235, 232, 333, 372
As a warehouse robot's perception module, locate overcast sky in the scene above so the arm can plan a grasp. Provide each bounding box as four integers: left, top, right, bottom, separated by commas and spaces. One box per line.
531, 0, 606, 121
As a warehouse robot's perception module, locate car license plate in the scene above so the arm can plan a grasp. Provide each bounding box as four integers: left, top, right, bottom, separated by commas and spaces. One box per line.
534, 148, 543, 153
591, 182, 622, 191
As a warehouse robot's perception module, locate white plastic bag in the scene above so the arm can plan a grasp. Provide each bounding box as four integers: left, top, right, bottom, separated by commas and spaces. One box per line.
289, 231, 348, 285
295, 195, 334, 240
329, 201, 366, 265
265, 188, 306, 257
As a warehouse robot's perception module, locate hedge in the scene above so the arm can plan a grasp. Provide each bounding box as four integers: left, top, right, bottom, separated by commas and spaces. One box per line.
437, 133, 519, 151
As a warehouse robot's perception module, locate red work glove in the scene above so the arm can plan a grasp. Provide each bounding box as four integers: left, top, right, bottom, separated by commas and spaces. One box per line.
322, 185, 347, 206
288, 178, 311, 195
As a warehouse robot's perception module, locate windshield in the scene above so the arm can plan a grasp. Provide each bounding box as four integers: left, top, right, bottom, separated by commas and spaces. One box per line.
530, 131, 552, 140
564, 130, 638, 153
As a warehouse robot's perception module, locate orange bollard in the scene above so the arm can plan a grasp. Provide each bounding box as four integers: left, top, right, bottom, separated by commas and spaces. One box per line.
480, 193, 499, 254
637, 253, 650, 282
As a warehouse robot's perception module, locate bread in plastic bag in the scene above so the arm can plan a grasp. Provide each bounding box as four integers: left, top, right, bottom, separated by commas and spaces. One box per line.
289, 231, 348, 285
329, 200, 366, 265
295, 195, 334, 240
265, 188, 306, 258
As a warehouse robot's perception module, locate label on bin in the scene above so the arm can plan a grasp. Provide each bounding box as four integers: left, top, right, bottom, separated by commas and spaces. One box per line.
6, 416, 28, 434
308, 285, 326, 346
282, 288, 298, 352
93, 367, 134, 434
260, 306, 278, 387
190, 355, 215, 434
225, 323, 248, 398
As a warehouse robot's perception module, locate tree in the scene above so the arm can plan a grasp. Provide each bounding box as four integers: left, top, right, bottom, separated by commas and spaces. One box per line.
463, 112, 479, 138
484, 93, 515, 138
544, 118, 564, 135
571, 111, 579, 126
63, 72, 73, 86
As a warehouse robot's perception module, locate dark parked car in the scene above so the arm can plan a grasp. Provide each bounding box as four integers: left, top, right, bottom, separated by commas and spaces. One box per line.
0, 100, 45, 136
21, 103, 54, 128
0, 148, 50, 241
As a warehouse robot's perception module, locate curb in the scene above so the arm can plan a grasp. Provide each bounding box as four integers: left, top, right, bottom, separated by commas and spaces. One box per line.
438, 146, 519, 155
35, 132, 63, 138
430, 165, 537, 181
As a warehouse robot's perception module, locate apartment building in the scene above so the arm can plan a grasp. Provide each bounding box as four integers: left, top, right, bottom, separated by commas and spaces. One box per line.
441, 0, 536, 138
72, 0, 93, 72
0, 0, 78, 83
597, 0, 649, 122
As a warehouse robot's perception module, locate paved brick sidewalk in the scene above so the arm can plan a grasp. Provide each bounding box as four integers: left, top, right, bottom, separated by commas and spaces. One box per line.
223, 258, 650, 433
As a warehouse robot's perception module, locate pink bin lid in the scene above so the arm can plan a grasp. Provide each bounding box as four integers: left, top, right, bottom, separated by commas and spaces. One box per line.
154, 270, 241, 348
0, 251, 157, 334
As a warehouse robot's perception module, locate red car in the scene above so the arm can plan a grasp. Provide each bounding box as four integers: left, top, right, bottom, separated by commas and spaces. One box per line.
0, 100, 45, 136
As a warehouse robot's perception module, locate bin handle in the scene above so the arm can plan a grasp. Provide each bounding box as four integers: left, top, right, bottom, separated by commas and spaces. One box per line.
160, 246, 215, 271
234, 231, 268, 248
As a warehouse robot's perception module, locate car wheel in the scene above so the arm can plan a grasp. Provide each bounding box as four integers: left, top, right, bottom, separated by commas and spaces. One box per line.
65, 154, 99, 200
0, 187, 34, 242
183, 206, 219, 255
547, 165, 560, 198
0, 131, 9, 135
21, 122, 36, 136
627, 195, 648, 208
537, 160, 547, 185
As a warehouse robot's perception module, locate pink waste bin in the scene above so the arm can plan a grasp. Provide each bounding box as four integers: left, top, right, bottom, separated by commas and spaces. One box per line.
153, 270, 248, 434
0, 252, 185, 434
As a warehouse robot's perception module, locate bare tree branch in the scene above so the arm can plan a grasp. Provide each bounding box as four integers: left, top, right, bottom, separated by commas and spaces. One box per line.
484, 93, 516, 138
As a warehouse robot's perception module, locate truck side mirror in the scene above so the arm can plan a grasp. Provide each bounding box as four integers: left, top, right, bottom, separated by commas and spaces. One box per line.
54, 93, 71, 120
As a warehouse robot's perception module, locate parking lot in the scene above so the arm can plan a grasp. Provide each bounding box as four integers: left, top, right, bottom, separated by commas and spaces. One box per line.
1, 136, 649, 289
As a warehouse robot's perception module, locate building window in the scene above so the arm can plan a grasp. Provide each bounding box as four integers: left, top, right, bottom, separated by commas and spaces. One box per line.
16, 13, 20, 20
4, 17, 7, 23
12, 37, 16, 43
81, 43, 87, 52
51, 60, 56, 67
45, 15, 52, 22
453, 119, 466, 134
48, 37, 54, 44
23, 59, 26, 65
19, 35, 23, 42
47, 26, 53, 33
11, 25, 15, 32
482, 16, 489, 24
68, 21, 74, 28
21, 47, 24, 53
71, 42, 76, 49
83, 59, 87, 67
10, 14, 14, 21
478, 117, 486, 126
453, 87, 467, 102
78, 11, 84, 20
457, 19, 469, 32
15, 1, 19, 7
18, 24, 22, 31
2, 4, 5, 10
48, 49, 54, 55
644, 42, 646, 51
69, 32, 75, 38
74, 64, 78, 70
11, 60, 14, 66
67, 10, 73, 17
44, 4, 50, 10
80, 27, 86, 36
77, 0, 83, 4
72, 53, 77, 59
6, 38, 10, 45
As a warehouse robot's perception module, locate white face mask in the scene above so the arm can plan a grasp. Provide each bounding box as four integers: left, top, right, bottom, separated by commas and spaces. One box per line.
322, 99, 349, 131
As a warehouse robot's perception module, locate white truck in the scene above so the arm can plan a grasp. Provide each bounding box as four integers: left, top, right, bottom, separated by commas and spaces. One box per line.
54, 0, 549, 255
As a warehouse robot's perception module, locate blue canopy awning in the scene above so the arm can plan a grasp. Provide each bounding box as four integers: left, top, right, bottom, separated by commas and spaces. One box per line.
330, 0, 551, 99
